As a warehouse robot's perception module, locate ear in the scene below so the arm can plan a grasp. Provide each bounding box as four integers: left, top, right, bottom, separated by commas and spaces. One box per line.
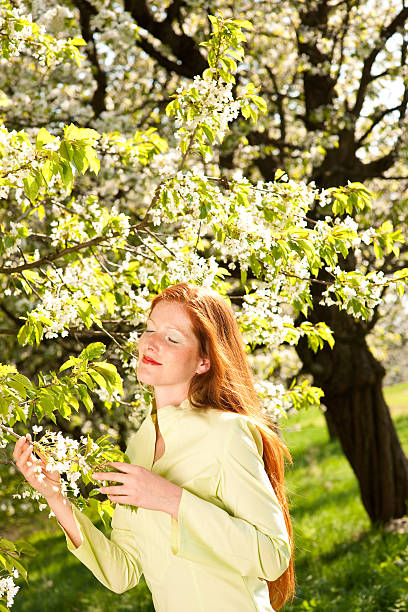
196, 357, 211, 375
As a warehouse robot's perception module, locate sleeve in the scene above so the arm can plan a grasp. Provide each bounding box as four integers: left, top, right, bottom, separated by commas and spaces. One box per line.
170, 417, 291, 580
62, 504, 143, 594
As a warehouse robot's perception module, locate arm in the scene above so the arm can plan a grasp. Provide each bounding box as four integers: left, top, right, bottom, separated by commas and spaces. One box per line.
61, 504, 143, 594
13, 434, 142, 594
170, 418, 291, 580
12, 434, 82, 547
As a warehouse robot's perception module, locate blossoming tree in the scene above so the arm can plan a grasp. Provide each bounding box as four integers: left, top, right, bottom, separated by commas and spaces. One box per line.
0, 2, 407, 608
36, 0, 408, 526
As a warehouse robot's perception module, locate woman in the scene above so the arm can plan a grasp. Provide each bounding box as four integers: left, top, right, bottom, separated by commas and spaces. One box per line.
13, 282, 295, 611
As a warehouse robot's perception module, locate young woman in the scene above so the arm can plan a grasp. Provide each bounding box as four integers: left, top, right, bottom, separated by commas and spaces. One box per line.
13, 282, 295, 611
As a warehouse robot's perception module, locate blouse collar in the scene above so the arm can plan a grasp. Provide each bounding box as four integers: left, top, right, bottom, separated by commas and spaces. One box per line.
150, 396, 191, 421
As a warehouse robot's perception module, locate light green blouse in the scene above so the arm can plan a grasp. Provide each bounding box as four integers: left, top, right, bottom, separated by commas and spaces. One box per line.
63, 399, 291, 611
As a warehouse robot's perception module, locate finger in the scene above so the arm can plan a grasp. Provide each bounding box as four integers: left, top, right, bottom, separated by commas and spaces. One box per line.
92, 472, 127, 483
107, 495, 132, 504
105, 462, 134, 473
100, 485, 128, 495
12, 436, 29, 460
16, 442, 35, 470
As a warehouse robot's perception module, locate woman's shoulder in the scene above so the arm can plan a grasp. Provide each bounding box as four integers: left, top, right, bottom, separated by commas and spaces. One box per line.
189, 406, 264, 457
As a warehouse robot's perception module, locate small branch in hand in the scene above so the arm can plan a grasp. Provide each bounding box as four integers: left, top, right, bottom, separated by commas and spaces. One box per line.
0, 423, 21, 440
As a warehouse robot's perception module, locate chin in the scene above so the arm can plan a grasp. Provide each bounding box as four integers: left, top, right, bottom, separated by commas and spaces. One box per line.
137, 368, 155, 385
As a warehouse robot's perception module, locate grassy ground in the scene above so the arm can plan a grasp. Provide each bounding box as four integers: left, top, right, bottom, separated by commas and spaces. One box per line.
8, 383, 408, 612
282, 390, 408, 612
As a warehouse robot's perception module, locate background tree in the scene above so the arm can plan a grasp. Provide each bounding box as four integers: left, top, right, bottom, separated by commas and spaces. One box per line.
2, 3, 408, 607
37, 0, 408, 525
116, 0, 408, 524
1, 1, 408, 566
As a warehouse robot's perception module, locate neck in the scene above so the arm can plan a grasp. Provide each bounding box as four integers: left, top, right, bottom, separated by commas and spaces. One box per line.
154, 388, 189, 410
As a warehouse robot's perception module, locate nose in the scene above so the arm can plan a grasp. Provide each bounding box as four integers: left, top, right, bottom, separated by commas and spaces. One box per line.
144, 331, 161, 353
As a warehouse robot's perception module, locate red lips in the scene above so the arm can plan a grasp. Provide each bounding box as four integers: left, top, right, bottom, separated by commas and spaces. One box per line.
142, 355, 162, 365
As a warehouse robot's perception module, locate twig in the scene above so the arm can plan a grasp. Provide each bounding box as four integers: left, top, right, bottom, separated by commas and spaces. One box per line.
142, 227, 177, 257
0, 423, 21, 440
93, 321, 137, 359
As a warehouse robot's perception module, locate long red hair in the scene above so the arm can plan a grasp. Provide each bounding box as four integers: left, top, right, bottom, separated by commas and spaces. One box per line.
149, 282, 295, 609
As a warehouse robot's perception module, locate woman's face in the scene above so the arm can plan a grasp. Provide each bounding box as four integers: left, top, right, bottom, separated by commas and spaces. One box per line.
137, 301, 210, 400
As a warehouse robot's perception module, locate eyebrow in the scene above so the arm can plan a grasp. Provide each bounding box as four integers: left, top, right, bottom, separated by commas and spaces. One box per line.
147, 316, 187, 335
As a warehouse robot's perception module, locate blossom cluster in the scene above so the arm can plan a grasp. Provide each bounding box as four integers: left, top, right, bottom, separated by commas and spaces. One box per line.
0, 127, 36, 197
0, 571, 19, 609
0, 0, 84, 67
254, 379, 292, 419
174, 77, 241, 145
10, 427, 124, 507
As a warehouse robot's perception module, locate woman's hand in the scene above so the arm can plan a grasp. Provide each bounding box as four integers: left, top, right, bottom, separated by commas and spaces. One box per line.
12, 434, 61, 502
92, 463, 183, 520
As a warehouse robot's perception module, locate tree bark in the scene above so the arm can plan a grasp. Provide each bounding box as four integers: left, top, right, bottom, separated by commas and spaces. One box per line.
297, 303, 408, 523
322, 406, 338, 440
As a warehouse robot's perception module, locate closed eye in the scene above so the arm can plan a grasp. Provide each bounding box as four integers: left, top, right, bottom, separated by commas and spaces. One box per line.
143, 329, 179, 343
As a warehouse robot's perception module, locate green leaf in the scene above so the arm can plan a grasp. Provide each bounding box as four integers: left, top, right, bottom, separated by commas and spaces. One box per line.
38, 393, 55, 417
36, 127, 56, 150
202, 124, 215, 143
88, 369, 107, 389
233, 19, 254, 30
41, 159, 55, 183
72, 147, 87, 173
241, 104, 251, 119
78, 385, 94, 413
59, 357, 78, 372
17, 321, 30, 346
23, 174, 40, 202
84, 145, 100, 175
12, 557, 28, 582
0, 539, 16, 552
70, 37, 86, 46
59, 140, 73, 162
165, 99, 178, 116
93, 362, 123, 393
59, 160, 74, 191
79, 343, 106, 361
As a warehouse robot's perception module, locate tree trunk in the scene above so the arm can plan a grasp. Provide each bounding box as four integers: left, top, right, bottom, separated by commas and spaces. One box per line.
326, 379, 408, 523
297, 304, 408, 524
322, 406, 338, 440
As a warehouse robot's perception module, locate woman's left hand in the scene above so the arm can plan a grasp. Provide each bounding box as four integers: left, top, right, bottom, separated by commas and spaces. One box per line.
92, 463, 183, 519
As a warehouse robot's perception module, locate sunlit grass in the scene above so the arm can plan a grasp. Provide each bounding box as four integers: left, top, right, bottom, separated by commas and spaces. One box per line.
282, 399, 408, 611
384, 381, 408, 417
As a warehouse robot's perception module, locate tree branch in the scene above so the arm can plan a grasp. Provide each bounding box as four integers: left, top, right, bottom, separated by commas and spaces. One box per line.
353, 7, 408, 117
357, 104, 403, 145
123, 0, 207, 78
71, 0, 107, 119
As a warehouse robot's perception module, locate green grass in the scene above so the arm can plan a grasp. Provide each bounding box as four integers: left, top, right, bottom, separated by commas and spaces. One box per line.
282, 403, 408, 611
7, 385, 408, 612
384, 381, 408, 417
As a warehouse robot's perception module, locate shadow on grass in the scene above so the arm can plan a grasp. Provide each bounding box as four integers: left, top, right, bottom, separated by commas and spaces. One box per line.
289, 437, 344, 469
291, 482, 360, 520
288, 525, 408, 611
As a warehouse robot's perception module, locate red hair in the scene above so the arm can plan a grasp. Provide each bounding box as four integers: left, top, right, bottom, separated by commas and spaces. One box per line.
149, 282, 295, 609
